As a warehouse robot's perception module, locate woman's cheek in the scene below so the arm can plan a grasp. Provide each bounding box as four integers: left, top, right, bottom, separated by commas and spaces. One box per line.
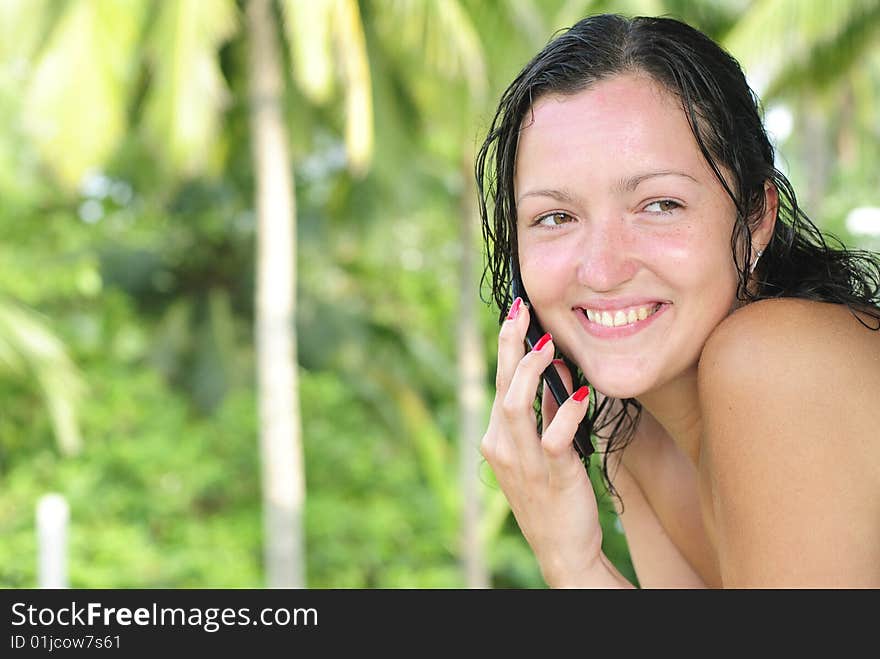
643, 226, 725, 283
519, 243, 571, 297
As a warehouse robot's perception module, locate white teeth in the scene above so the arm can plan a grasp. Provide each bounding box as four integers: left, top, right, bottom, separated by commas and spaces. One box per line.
583, 304, 660, 328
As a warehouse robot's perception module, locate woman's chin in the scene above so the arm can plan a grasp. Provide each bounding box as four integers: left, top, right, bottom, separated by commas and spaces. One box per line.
584, 374, 650, 400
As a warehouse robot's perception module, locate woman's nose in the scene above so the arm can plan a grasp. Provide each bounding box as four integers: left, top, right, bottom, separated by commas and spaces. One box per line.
575, 219, 639, 291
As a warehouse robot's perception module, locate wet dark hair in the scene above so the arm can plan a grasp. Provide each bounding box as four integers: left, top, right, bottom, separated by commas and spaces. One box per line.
475, 14, 880, 493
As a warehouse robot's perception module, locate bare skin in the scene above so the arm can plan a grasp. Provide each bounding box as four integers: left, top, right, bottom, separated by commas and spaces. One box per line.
480, 73, 880, 588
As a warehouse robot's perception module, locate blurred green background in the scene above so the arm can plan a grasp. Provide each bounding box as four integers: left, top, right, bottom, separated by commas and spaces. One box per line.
2, 0, 879, 588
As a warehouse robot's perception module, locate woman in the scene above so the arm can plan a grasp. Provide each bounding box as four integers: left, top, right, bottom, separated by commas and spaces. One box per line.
476, 14, 880, 588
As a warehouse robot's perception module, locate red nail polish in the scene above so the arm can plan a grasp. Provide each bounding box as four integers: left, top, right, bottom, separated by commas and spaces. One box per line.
506, 297, 522, 320
532, 332, 552, 351
573, 385, 590, 402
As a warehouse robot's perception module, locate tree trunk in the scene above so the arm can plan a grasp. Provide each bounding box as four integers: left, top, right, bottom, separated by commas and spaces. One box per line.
246, 0, 305, 588
457, 148, 490, 588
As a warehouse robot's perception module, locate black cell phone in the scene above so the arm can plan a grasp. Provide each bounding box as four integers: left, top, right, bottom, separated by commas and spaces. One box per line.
510, 263, 595, 461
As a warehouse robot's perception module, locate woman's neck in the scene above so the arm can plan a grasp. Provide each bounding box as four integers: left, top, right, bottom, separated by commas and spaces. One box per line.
636, 367, 703, 465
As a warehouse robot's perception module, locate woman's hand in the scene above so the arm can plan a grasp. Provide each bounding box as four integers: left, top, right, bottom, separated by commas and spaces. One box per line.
480, 300, 603, 587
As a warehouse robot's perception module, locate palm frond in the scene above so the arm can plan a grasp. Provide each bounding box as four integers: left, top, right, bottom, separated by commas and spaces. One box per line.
280, 0, 335, 104
0, 299, 85, 456
0, 0, 51, 65
722, 0, 880, 98
334, 0, 374, 176
281, 0, 373, 176
766, 2, 880, 98
376, 0, 488, 104
20, 0, 147, 189
142, 0, 238, 178
373, 370, 459, 539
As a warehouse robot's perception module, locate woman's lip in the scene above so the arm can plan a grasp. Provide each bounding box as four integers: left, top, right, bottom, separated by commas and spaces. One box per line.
576, 302, 670, 339
574, 298, 668, 312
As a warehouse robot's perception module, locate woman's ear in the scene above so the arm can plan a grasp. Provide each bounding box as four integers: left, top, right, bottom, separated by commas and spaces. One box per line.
753, 180, 778, 251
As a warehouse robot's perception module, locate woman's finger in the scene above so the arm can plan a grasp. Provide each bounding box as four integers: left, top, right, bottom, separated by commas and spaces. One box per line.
502, 331, 556, 453
483, 297, 531, 461
542, 383, 591, 485
541, 359, 574, 429
494, 297, 530, 397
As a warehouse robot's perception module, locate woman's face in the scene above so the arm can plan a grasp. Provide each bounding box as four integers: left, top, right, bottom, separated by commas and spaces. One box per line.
514, 73, 740, 399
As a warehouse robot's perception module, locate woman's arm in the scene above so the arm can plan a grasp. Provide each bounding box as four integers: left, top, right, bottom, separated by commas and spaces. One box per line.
612, 463, 710, 588
595, 394, 717, 588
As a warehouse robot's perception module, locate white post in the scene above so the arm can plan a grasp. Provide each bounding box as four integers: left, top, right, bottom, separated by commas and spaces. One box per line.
37, 493, 69, 588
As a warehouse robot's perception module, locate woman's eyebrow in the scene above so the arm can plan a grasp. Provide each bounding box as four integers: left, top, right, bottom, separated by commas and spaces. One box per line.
516, 187, 578, 205
614, 170, 700, 192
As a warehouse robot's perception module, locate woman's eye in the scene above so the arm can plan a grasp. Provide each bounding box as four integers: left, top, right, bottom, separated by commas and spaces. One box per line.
644, 199, 682, 213
535, 212, 573, 227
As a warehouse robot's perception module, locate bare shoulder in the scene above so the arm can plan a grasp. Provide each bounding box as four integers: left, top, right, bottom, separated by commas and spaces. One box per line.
696, 298, 880, 585
699, 298, 880, 402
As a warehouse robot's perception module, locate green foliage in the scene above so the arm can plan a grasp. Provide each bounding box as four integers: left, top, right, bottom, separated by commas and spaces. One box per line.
0, 355, 263, 587
302, 371, 462, 587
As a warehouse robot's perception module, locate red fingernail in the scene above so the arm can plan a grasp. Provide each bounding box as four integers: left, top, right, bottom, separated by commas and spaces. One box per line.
552, 359, 565, 366
573, 385, 590, 402
506, 297, 522, 320
532, 332, 552, 351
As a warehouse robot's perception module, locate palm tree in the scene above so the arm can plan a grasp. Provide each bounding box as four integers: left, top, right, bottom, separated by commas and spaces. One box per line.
10, 0, 373, 587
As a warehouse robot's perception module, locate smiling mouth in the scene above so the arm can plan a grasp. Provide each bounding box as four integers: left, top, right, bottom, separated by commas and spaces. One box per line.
578, 303, 664, 328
